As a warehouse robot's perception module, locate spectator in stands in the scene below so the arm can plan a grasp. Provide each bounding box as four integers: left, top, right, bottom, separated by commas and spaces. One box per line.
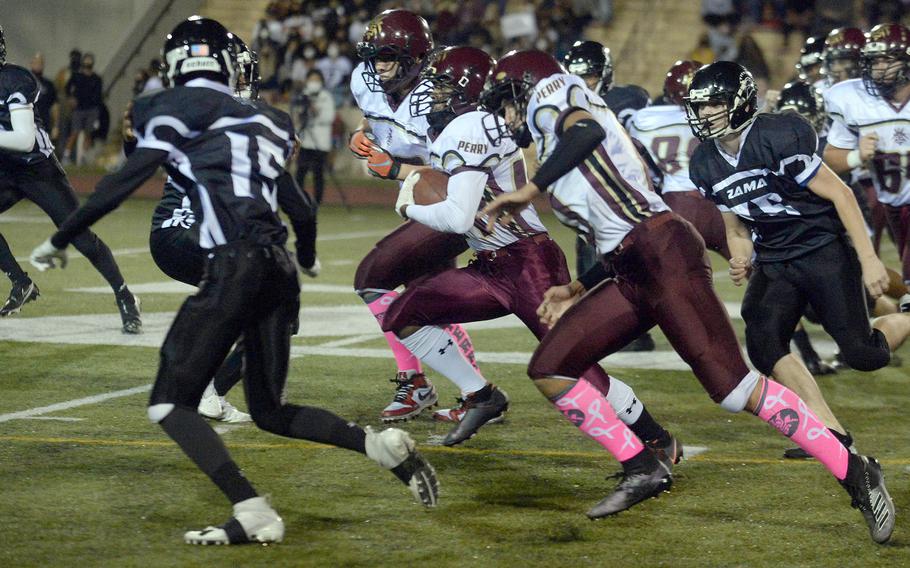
316, 41, 353, 106
860, 0, 906, 30
294, 69, 335, 205
64, 52, 103, 166
702, 0, 740, 61
54, 49, 82, 156
29, 53, 58, 141
290, 42, 319, 93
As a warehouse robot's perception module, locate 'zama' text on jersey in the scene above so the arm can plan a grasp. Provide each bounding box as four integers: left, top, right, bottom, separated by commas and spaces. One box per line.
628, 104, 700, 194
430, 110, 546, 252
528, 73, 667, 254
689, 112, 841, 263
131, 79, 295, 249
0, 63, 54, 167
825, 77, 910, 206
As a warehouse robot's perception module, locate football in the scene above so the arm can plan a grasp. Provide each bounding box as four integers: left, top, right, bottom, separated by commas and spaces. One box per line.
412, 169, 450, 205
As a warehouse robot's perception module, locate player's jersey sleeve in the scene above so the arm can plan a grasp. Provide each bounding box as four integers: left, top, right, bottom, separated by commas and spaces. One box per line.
762, 113, 822, 186
130, 89, 199, 155
1, 65, 40, 110
823, 83, 859, 150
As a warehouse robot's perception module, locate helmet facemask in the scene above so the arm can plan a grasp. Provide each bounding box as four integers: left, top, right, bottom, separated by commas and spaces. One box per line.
480, 79, 533, 148
861, 53, 910, 100
358, 42, 418, 95
685, 76, 756, 141
410, 74, 464, 131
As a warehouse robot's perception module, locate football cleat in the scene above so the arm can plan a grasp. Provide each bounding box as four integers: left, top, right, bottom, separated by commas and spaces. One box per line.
365, 426, 439, 507
648, 434, 683, 472
117, 291, 142, 334
587, 458, 672, 519
198, 393, 252, 423
184, 496, 284, 545
380, 372, 438, 422
442, 385, 509, 447
804, 357, 837, 376
432, 397, 506, 424
840, 454, 895, 544
900, 293, 910, 313
300, 257, 321, 278
0, 279, 39, 317
619, 332, 656, 352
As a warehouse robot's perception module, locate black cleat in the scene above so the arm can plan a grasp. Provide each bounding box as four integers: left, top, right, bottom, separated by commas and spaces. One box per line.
840, 454, 894, 544
442, 385, 509, 447
117, 292, 142, 334
648, 434, 683, 471
619, 332, 655, 352
805, 358, 837, 376
587, 459, 672, 518
0, 279, 39, 317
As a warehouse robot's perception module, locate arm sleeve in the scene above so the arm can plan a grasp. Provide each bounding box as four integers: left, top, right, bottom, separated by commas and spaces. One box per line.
406, 169, 488, 234
51, 148, 168, 248
0, 107, 37, 152
530, 118, 606, 190
772, 115, 822, 186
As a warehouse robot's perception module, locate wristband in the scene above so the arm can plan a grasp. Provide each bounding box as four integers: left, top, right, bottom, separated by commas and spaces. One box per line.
846, 149, 862, 169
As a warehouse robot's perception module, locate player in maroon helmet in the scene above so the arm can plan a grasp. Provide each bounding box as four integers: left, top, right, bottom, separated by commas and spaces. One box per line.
823, 27, 866, 85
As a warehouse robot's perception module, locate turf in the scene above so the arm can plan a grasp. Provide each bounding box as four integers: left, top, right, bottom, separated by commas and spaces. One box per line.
1, 197, 909, 567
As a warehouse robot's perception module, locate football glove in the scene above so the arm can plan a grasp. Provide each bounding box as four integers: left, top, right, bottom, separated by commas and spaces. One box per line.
396, 171, 420, 218
348, 129, 373, 159
30, 238, 68, 271
367, 144, 402, 180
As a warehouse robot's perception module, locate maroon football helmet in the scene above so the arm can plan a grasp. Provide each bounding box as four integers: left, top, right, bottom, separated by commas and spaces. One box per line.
862, 23, 910, 99
823, 27, 865, 84
410, 46, 494, 131
480, 50, 565, 147
356, 9, 434, 95
664, 60, 702, 106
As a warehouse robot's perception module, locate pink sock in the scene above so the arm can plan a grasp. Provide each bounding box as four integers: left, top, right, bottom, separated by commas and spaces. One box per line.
755, 376, 849, 480
443, 324, 479, 371
554, 379, 644, 462
366, 292, 422, 374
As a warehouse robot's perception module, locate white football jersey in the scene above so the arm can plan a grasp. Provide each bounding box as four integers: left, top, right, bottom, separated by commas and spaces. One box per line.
628, 105, 701, 194
350, 62, 430, 163
526, 73, 668, 254
826, 78, 910, 206
430, 111, 546, 252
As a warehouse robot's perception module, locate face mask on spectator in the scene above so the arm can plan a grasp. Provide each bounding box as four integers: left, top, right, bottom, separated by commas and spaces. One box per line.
305, 80, 322, 94
304, 47, 316, 60
327, 44, 339, 58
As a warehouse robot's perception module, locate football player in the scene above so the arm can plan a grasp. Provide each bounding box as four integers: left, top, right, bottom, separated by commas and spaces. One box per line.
385, 46, 682, 465
349, 9, 486, 423
481, 50, 895, 542
0, 25, 141, 330
796, 34, 827, 90
31, 16, 439, 545
685, 61, 907, 541
824, 23, 910, 288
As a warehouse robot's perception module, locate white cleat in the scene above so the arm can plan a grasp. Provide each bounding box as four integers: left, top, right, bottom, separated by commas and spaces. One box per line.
198, 393, 252, 423
184, 496, 284, 545
300, 257, 321, 278
365, 426, 439, 507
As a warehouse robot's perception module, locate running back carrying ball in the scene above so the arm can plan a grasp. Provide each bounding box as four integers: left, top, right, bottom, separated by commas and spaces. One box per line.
412, 169, 449, 205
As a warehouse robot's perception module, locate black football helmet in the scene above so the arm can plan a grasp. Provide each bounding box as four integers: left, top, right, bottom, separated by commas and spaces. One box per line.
480, 50, 565, 147
0, 26, 6, 67
776, 81, 826, 132
796, 34, 826, 80
861, 23, 910, 100
162, 16, 238, 88
562, 40, 613, 93
232, 35, 260, 100
684, 61, 758, 140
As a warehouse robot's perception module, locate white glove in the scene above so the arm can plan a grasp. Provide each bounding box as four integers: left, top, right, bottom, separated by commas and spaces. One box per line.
30, 238, 68, 271
396, 170, 420, 218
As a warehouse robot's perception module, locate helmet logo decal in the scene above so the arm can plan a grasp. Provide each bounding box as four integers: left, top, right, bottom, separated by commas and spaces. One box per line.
190, 44, 210, 56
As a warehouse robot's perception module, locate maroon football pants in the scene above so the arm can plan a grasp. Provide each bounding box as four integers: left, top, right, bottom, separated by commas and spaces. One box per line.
529, 212, 748, 403
354, 220, 470, 293
885, 204, 910, 284
662, 190, 730, 259
381, 234, 613, 393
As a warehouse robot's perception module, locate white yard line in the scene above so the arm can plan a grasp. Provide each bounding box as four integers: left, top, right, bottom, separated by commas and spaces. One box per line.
317, 334, 380, 348
21, 416, 85, 422
0, 384, 151, 423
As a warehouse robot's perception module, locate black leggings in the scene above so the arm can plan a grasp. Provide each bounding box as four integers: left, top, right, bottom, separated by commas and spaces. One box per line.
742, 238, 890, 374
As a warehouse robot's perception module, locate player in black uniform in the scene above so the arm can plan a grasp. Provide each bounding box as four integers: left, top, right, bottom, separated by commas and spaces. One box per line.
686, 62, 909, 542
0, 26, 140, 330
31, 17, 438, 545
562, 39, 656, 351
127, 36, 319, 423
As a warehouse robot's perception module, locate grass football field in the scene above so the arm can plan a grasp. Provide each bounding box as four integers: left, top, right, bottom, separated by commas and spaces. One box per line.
1, 196, 909, 567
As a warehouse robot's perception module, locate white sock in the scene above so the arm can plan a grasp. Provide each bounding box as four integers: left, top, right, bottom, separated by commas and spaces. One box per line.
604, 376, 643, 425
400, 326, 488, 395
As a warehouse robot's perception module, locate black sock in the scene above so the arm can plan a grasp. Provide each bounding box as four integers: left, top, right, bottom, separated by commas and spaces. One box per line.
792, 329, 820, 363
0, 233, 28, 285
469, 383, 493, 402
832, 429, 854, 449
214, 345, 245, 396
621, 446, 658, 474
628, 407, 669, 445
287, 405, 367, 454
69, 231, 126, 292
159, 406, 257, 503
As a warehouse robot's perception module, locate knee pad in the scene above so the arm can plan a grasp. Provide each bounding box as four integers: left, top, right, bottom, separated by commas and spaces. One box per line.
719, 370, 761, 413
147, 403, 175, 423
604, 377, 643, 423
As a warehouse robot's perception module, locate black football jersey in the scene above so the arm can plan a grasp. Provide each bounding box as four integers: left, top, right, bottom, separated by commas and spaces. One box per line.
0, 63, 54, 167
151, 179, 196, 232
689, 112, 842, 263
132, 79, 296, 248
601, 84, 650, 129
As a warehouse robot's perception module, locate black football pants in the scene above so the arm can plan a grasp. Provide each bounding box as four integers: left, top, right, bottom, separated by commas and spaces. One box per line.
742, 238, 891, 374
